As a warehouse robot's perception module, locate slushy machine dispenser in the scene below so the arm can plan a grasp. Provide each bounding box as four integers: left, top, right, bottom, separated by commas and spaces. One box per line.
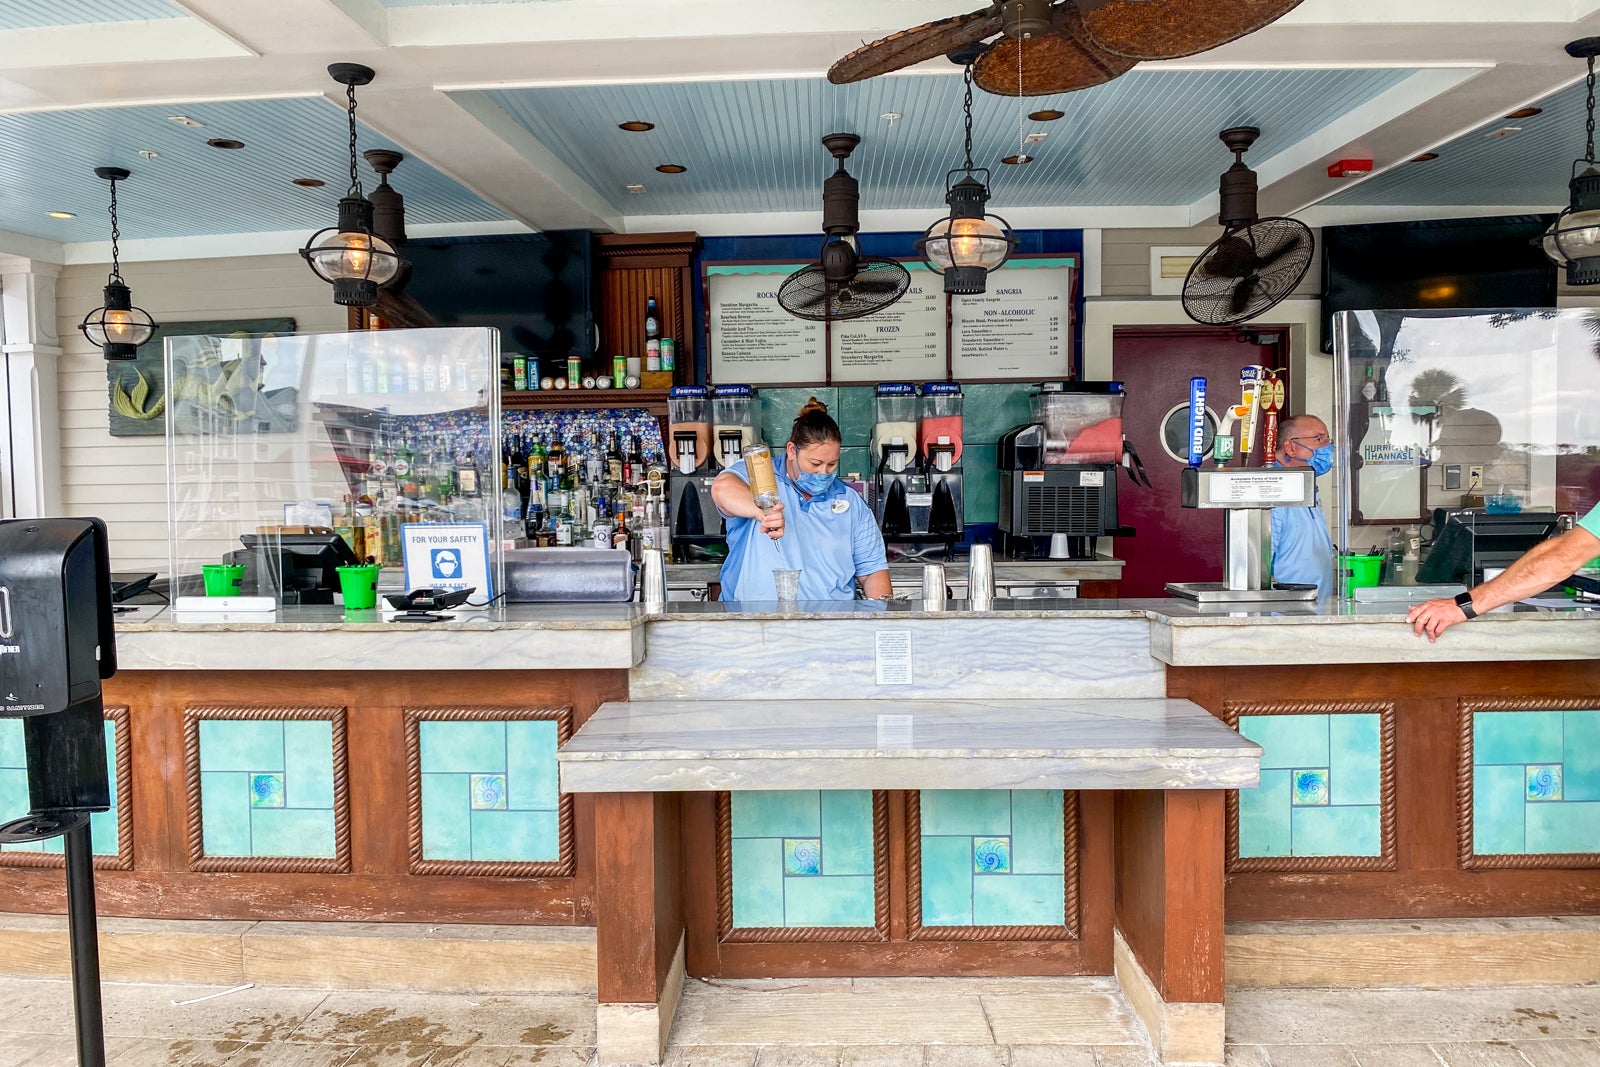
996, 382, 1134, 559
668, 384, 757, 556
871, 382, 964, 551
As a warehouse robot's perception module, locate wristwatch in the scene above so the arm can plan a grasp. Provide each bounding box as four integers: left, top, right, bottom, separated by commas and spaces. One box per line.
1454, 590, 1478, 620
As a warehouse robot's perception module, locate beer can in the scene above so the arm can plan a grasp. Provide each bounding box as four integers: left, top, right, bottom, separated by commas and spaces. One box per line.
613, 354, 627, 382
660, 338, 676, 371
512, 356, 527, 391
646, 338, 661, 372
567, 355, 581, 383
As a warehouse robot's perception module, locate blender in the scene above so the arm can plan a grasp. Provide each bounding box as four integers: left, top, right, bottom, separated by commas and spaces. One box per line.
870, 382, 963, 551
996, 382, 1129, 559
666, 386, 718, 557
712, 384, 757, 470
920, 382, 965, 545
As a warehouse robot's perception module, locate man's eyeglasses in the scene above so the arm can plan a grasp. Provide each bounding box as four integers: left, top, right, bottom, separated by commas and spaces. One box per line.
1290, 434, 1331, 447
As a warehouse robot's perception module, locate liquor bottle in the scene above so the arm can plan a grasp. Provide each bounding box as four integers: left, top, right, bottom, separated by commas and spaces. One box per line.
456, 449, 480, 498
437, 351, 452, 392
388, 351, 407, 394
524, 477, 546, 538
405, 351, 424, 393
624, 435, 642, 485
502, 464, 523, 534
585, 434, 603, 487
422, 352, 439, 393
645, 296, 660, 341
1360, 362, 1377, 401
607, 433, 625, 487
548, 438, 567, 490
528, 437, 547, 489
554, 495, 574, 547
453, 352, 472, 395
374, 350, 390, 394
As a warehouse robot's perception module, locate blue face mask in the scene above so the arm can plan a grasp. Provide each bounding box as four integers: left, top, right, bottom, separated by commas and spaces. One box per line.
1307, 443, 1335, 476
794, 469, 836, 496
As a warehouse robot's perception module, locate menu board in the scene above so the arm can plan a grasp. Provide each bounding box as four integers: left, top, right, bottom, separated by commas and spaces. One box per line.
706, 264, 826, 384
950, 257, 1075, 380
830, 264, 945, 383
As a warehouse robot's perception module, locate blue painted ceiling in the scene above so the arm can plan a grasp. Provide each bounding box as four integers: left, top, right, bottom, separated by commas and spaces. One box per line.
0, 0, 188, 29
1325, 78, 1583, 207
476, 67, 1417, 215
0, 97, 508, 242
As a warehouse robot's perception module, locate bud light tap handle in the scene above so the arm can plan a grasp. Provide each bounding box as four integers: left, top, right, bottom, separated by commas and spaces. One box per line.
1187, 377, 1208, 469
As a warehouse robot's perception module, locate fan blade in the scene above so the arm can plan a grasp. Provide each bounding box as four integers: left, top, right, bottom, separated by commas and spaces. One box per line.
1080, 0, 1305, 61
1228, 278, 1260, 318
829, 7, 1003, 85
973, 8, 1135, 96
1199, 234, 1254, 279
1246, 230, 1304, 272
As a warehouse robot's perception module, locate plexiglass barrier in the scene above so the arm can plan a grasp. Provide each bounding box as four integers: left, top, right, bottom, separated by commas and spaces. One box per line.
165, 327, 503, 607
1333, 309, 1600, 592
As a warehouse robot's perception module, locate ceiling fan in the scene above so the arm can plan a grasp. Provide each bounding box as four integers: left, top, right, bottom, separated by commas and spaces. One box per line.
828, 0, 1305, 97
1181, 126, 1314, 326
777, 133, 911, 322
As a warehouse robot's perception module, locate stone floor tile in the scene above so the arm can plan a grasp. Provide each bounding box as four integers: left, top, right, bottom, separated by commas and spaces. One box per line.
102, 1037, 253, 1067
0, 1033, 73, 1067
662, 1046, 759, 1067
1516, 1041, 1600, 1067
289, 993, 594, 1048
671, 991, 990, 1047
1347, 1046, 1444, 1067
852, 978, 1121, 997
0, 979, 81, 1036
1255, 1047, 1359, 1066
496, 1050, 596, 1067
839, 1047, 922, 1067
1090, 1047, 1157, 1067
1008, 1046, 1098, 1067
980, 994, 1139, 1046
698, 979, 855, 995
333, 1042, 439, 1066
1429, 1043, 1536, 1066
1226, 987, 1600, 1046
97, 983, 331, 1044
1223, 1046, 1274, 1067
752, 1049, 843, 1067
924, 1046, 1010, 1066
233, 1043, 363, 1066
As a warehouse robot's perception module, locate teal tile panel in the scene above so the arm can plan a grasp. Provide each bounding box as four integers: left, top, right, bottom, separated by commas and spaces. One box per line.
837, 386, 874, 447
783, 873, 875, 927
920, 834, 975, 926
0, 767, 27, 821
819, 790, 874, 876
731, 790, 820, 839
1563, 710, 1600, 802
282, 721, 334, 809
759, 388, 838, 447
962, 445, 1000, 525
973, 873, 1064, 926
420, 773, 471, 860
88, 810, 117, 855
419, 720, 506, 775
1290, 805, 1382, 856
506, 720, 559, 811
1525, 801, 1600, 853
198, 720, 283, 773
838, 446, 870, 483
250, 809, 336, 858
1009, 790, 1065, 875
1474, 711, 1562, 766
200, 772, 252, 856
1473, 764, 1527, 854
964, 384, 1035, 446
1328, 714, 1381, 806
921, 790, 1011, 837
1239, 769, 1292, 857
731, 837, 785, 928
470, 809, 559, 862
0, 718, 23, 769
1239, 715, 1329, 771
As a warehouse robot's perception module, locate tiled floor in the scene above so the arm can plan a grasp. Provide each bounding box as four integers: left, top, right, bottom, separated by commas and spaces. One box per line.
0, 975, 1598, 1067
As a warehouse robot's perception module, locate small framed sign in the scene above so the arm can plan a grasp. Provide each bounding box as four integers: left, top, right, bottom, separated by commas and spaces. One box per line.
400, 523, 492, 603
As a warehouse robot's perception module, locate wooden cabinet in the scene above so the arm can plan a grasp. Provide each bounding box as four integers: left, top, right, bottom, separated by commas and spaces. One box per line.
596, 232, 700, 384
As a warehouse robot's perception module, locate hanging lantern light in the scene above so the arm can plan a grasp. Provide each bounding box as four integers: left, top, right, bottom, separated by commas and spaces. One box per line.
1543, 38, 1600, 285
917, 63, 1018, 296
79, 167, 157, 362
300, 63, 403, 307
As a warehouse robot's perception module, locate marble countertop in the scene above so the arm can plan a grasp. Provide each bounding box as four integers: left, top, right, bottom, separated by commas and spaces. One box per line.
665, 558, 1124, 584
114, 602, 644, 631
557, 697, 1261, 792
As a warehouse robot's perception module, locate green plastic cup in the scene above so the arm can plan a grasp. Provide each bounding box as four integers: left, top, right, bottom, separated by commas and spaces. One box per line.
1338, 553, 1384, 597
337, 564, 381, 610
201, 563, 245, 597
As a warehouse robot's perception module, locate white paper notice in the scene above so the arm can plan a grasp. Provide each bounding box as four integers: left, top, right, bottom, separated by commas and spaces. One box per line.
831, 267, 945, 383
876, 714, 914, 749
707, 266, 826, 384
1206, 472, 1307, 505
874, 629, 913, 685
951, 259, 1075, 380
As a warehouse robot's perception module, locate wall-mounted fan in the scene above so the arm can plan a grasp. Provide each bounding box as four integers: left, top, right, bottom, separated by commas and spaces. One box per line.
1182, 127, 1314, 326
778, 134, 911, 322
828, 0, 1305, 97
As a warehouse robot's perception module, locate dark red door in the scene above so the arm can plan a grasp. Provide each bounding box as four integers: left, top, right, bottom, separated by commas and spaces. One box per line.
1112, 327, 1287, 598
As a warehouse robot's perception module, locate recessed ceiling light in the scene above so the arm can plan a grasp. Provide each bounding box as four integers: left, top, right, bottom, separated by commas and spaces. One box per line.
1001, 154, 1033, 165
1505, 106, 1544, 120
207, 137, 246, 150
618, 121, 655, 132
655, 163, 687, 174
881, 112, 902, 125
46, 211, 75, 219
1029, 109, 1064, 122
625, 183, 646, 194
1410, 151, 1440, 162
139, 149, 159, 161
168, 115, 204, 128
292, 177, 326, 187
1024, 132, 1048, 144
1485, 126, 1521, 140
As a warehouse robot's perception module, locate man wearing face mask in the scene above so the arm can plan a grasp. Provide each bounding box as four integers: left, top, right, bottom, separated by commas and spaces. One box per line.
1268, 413, 1336, 598
712, 397, 891, 602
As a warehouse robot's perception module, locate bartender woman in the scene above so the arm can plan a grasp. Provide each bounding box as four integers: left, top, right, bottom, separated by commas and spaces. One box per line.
712, 398, 891, 601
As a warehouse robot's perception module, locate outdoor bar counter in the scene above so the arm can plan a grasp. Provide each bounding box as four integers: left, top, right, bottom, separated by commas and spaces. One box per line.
2, 599, 1597, 1065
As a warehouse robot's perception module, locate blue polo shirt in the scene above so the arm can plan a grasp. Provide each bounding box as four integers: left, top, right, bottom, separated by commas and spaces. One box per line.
1269, 464, 1335, 598
718, 450, 889, 602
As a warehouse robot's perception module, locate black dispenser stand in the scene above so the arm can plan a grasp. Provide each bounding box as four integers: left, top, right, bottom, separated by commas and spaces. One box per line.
65, 823, 106, 1067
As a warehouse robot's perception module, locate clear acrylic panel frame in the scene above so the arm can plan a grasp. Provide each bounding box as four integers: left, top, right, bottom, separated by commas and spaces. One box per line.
165, 326, 503, 606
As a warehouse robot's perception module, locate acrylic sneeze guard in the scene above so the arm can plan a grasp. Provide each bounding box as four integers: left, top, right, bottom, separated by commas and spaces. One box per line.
1331, 308, 1600, 592
165, 327, 504, 605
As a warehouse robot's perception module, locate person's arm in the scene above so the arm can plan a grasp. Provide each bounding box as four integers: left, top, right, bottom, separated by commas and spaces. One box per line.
711, 470, 783, 538
850, 491, 891, 599
1407, 525, 1600, 640
859, 569, 892, 600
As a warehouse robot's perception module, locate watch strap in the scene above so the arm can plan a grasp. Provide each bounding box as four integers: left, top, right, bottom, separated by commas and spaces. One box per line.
1454, 590, 1478, 619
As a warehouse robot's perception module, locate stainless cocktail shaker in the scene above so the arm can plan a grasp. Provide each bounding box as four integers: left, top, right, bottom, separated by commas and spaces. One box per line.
968, 543, 995, 611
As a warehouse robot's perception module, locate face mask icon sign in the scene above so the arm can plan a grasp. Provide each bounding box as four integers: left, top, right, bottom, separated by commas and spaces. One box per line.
431, 549, 462, 580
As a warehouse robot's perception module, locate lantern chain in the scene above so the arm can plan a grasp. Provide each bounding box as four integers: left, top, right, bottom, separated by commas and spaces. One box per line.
106, 175, 122, 285
346, 79, 363, 198
961, 64, 976, 172
1586, 53, 1596, 165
